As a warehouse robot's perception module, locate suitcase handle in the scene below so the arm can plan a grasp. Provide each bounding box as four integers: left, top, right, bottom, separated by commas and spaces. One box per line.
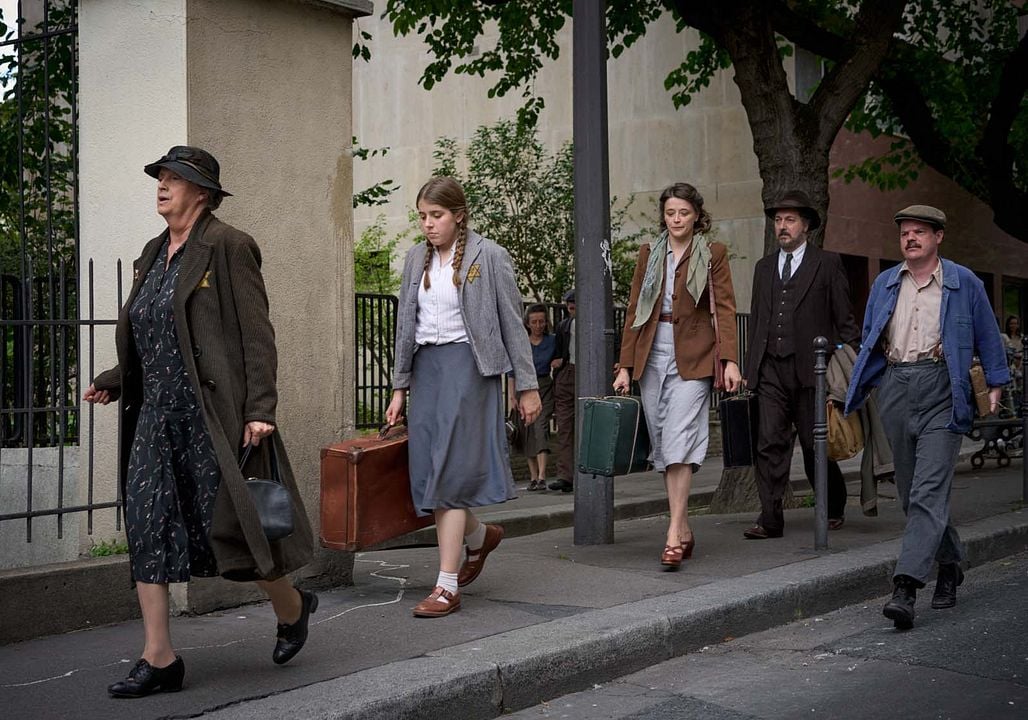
378, 422, 407, 441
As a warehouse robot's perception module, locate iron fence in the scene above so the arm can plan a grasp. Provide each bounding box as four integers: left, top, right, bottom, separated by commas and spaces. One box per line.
353, 292, 750, 428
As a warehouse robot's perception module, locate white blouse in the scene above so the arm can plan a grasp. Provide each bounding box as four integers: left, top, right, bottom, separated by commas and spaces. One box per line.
415, 250, 469, 346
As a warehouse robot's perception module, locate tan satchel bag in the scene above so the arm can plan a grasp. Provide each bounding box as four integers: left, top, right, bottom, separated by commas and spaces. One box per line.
969, 361, 991, 417
827, 400, 864, 461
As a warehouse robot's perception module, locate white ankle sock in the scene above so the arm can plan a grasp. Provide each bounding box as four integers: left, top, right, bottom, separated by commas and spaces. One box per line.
436, 571, 459, 594
465, 522, 487, 552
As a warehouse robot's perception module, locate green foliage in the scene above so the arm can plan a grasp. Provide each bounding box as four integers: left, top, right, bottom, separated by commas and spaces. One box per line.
0, 2, 78, 276
353, 27, 373, 62
88, 537, 129, 557
1, 3, 81, 447
841, 0, 1026, 202
351, 136, 399, 209
664, 33, 731, 110
354, 214, 407, 294
430, 118, 653, 304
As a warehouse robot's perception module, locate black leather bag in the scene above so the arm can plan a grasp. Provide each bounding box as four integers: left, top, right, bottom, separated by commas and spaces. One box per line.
719, 392, 758, 468
240, 438, 294, 542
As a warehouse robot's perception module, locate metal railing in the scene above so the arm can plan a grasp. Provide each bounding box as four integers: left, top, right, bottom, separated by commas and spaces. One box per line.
352, 292, 750, 428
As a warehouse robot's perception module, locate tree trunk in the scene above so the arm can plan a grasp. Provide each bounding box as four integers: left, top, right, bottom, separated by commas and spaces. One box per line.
708, 465, 799, 515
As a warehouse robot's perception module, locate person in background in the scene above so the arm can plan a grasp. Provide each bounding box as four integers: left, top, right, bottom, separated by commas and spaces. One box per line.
86, 146, 316, 698
385, 176, 541, 618
846, 204, 1008, 629
614, 182, 742, 569
511, 303, 557, 491
1000, 315, 1022, 354
549, 289, 577, 493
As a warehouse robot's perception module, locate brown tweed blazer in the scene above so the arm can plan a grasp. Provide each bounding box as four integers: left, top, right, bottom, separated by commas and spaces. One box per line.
618, 240, 739, 381
93, 212, 313, 581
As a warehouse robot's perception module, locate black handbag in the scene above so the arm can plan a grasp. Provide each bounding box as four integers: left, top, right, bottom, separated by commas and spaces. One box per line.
240, 437, 294, 542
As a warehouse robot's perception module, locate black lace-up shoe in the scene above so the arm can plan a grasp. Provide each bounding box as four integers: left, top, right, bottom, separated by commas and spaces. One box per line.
108, 656, 184, 698
931, 563, 964, 609
273, 589, 319, 665
883, 576, 918, 630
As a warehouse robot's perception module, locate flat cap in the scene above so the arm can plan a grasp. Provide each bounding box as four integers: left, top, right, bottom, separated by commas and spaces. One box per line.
894, 204, 946, 229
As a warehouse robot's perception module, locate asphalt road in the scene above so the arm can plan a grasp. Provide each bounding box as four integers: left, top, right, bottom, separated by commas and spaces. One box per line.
508, 552, 1028, 720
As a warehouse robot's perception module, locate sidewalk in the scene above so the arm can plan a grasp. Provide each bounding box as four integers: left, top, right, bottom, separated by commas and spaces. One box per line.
2, 445, 1025, 720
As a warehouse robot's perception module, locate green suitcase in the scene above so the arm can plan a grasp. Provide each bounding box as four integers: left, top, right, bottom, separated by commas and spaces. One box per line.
577, 396, 651, 476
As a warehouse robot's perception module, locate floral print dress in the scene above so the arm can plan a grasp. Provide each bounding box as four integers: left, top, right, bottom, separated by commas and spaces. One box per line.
125, 238, 221, 583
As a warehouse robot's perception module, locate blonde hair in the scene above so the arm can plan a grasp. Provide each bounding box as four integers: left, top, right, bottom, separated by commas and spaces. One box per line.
417, 176, 469, 290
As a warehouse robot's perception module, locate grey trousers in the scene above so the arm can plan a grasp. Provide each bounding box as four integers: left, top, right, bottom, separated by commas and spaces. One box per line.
877, 359, 964, 585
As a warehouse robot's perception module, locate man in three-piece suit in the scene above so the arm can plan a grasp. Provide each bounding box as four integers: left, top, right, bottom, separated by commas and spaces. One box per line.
743, 190, 860, 539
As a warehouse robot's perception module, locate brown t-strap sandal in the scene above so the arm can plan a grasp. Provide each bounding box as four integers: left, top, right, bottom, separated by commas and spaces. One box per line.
661, 544, 684, 569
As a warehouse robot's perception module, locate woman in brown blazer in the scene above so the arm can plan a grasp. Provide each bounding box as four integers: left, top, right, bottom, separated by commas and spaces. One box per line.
85, 146, 315, 698
613, 183, 741, 568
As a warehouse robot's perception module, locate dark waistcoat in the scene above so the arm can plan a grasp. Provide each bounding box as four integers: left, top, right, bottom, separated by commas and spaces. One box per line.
769, 270, 797, 358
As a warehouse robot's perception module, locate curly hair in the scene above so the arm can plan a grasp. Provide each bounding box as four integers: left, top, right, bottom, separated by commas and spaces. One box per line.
658, 182, 712, 235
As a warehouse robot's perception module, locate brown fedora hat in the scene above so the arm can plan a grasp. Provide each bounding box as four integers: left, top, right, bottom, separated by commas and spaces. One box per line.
764, 190, 821, 231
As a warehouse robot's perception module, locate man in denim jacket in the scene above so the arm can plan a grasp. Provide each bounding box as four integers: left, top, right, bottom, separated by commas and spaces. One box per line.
845, 205, 1009, 629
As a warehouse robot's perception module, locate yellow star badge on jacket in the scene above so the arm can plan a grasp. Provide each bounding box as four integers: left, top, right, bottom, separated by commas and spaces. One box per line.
198, 271, 212, 288
466, 263, 481, 284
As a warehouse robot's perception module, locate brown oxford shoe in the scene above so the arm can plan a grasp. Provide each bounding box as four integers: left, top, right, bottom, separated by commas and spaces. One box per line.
743, 524, 783, 539
412, 586, 461, 618
458, 524, 504, 587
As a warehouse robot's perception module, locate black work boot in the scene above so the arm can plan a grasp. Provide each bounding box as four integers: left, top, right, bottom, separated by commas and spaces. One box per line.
883, 576, 917, 630
931, 563, 964, 609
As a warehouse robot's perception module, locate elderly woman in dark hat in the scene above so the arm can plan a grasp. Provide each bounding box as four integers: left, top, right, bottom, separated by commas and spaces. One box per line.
85, 146, 316, 698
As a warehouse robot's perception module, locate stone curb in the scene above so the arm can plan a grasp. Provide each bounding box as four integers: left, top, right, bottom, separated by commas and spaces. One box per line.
202, 510, 1028, 720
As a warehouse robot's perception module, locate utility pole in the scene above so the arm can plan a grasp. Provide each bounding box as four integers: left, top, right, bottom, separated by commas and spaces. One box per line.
572, 0, 615, 545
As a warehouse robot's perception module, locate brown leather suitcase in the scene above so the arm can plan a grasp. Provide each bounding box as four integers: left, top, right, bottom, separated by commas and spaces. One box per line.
319, 426, 433, 551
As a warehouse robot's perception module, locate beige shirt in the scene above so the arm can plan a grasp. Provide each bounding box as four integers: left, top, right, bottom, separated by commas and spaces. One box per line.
885, 260, 943, 362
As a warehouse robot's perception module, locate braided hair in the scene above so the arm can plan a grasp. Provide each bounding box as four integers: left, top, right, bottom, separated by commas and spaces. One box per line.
417, 176, 469, 289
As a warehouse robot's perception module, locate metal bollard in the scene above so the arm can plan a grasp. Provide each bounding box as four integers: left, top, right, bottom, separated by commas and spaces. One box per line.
813, 336, 829, 551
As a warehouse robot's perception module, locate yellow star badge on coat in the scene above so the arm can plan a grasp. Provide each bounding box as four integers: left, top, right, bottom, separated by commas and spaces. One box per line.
198, 270, 212, 288
466, 263, 481, 284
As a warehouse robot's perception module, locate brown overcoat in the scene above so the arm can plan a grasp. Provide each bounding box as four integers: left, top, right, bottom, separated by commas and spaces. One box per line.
93, 212, 313, 581
619, 240, 739, 381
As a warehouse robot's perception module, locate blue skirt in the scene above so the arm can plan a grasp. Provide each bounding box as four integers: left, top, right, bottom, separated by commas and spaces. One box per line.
408, 342, 518, 516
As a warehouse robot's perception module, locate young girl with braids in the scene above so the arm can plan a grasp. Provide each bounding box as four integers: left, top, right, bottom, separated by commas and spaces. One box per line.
385, 176, 541, 617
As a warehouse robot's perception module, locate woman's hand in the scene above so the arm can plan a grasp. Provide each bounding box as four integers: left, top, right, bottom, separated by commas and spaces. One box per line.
243, 421, 275, 447
612, 367, 631, 395
384, 389, 407, 426
83, 384, 110, 405
518, 389, 542, 425
723, 360, 743, 393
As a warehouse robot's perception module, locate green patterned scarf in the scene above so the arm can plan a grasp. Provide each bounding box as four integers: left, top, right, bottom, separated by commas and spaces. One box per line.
632, 232, 711, 329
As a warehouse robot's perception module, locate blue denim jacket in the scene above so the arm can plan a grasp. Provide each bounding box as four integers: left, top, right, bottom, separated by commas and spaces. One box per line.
844, 258, 1009, 433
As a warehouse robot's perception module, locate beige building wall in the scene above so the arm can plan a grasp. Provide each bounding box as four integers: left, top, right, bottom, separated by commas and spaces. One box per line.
79, 0, 190, 554
76, 0, 369, 608
352, 13, 767, 309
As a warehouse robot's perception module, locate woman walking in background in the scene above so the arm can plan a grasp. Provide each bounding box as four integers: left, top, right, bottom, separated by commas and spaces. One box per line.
385, 176, 541, 617
513, 304, 557, 491
614, 182, 741, 569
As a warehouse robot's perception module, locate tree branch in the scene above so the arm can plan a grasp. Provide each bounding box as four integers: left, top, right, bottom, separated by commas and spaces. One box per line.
809, 0, 906, 148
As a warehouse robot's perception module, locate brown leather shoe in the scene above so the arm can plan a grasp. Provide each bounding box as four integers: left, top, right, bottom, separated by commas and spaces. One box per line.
458, 524, 504, 587
743, 524, 783, 539
412, 587, 461, 618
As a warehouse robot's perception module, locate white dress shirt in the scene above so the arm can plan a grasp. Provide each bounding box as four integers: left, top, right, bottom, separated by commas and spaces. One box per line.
777, 241, 808, 279
415, 250, 469, 345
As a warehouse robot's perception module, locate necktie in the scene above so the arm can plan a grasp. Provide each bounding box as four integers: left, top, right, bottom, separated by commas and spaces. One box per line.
782, 253, 793, 283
